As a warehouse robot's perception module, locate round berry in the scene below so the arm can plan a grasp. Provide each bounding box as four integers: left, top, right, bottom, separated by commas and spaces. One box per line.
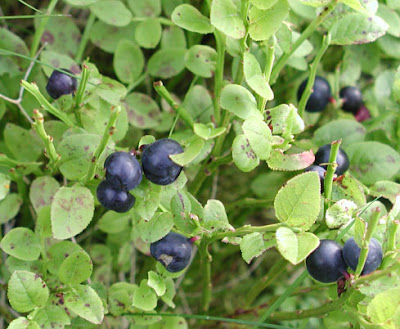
339, 86, 363, 114
96, 180, 135, 213
342, 237, 383, 275
314, 144, 350, 175
306, 239, 348, 283
355, 105, 371, 122
141, 139, 184, 186
104, 152, 142, 191
46, 69, 78, 100
297, 76, 331, 113
304, 165, 326, 193
150, 232, 192, 272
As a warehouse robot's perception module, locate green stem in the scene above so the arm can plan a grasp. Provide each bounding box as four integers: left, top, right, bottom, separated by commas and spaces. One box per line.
75, 12, 95, 63
354, 210, 380, 277
255, 270, 308, 328
32, 109, 60, 172
213, 30, 225, 125
245, 259, 287, 307
200, 238, 212, 312
211, 223, 285, 242
127, 73, 147, 94
323, 139, 341, 213
269, 290, 354, 322
29, 0, 59, 57
354, 261, 400, 286
298, 33, 331, 118
270, 0, 338, 84
0, 14, 68, 20
73, 63, 90, 125
82, 106, 121, 184
259, 37, 276, 112
382, 218, 399, 268
225, 197, 273, 212
153, 81, 194, 128
21, 80, 75, 126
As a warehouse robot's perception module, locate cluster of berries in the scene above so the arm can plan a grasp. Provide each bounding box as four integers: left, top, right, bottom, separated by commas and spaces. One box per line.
96, 138, 184, 213
297, 76, 369, 121
305, 144, 350, 192
306, 238, 383, 283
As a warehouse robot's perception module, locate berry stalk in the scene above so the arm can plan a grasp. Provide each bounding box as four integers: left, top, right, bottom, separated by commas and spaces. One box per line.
323, 140, 341, 212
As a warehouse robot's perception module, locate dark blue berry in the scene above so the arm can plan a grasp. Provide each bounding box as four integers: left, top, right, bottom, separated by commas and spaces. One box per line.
141, 139, 184, 186
46, 69, 78, 99
104, 152, 142, 191
304, 165, 326, 193
342, 237, 382, 275
150, 232, 192, 272
314, 144, 350, 175
297, 76, 331, 113
96, 180, 135, 213
306, 239, 348, 283
340, 86, 363, 114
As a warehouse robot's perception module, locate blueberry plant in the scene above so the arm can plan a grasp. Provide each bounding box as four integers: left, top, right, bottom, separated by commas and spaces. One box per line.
0, 0, 400, 328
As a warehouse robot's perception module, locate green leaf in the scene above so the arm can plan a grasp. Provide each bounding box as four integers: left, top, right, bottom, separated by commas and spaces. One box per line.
7, 318, 40, 329
0, 28, 29, 75
148, 271, 166, 296
108, 282, 137, 316
47, 241, 83, 275
341, 0, 372, 15
98, 211, 130, 234
220, 84, 261, 119
394, 65, 400, 103
268, 104, 304, 135
51, 186, 94, 240
0, 228, 40, 261
325, 199, 358, 229
59, 250, 93, 285
65, 0, 98, 6
184, 45, 217, 78
57, 133, 107, 180
299, 0, 330, 6
232, 134, 260, 172
210, 0, 245, 39
243, 51, 274, 99
113, 40, 144, 83
332, 175, 366, 207
170, 191, 197, 234
124, 92, 162, 129
275, 227, 319, 265
135, 18, 162, 49
0, 193, 23, 224
193, 123, 226, 140
203, 199, 232, 232
267, 149, 315, 171
136, 212, 174, 243
94, 76, 127, 105
313, 119, 366, 147
161, 26, 187, 49
30, 305, 71, 329
240, 232, 276, 264
128, 0, 161, 17
347, 142, 400, 185
248, 0, 289, 41
183, 85, 213, 123
29, 176, 60, 213
131, 180, 161, 220
242, 116, 273, 160
133, 279, 158, 311
367, 287, 400, 324
65, 284, 104, 324
370, 181, 400, 204
7, 271, 49, 312
90, 21, 136, 53
4, 123, 42, 162
170, 138, 204, 166
90, 0, 132, 27
251, 0, 279, 10
377, 3, 400, 37
161, 277, 176, 308
171, 4, 214, 34
274, 172, 321, 230
330, 13, 389, 45
35, 14, 81, 56
148, 48, 186, 79
40, 50, 80, 77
